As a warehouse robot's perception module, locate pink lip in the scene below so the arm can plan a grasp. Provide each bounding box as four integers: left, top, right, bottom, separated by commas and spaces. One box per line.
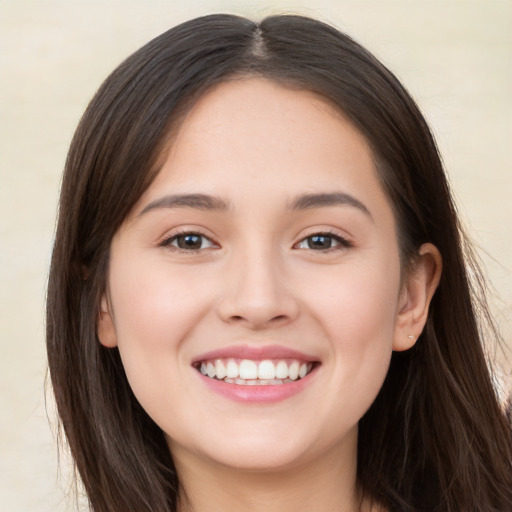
192, 344, 318, 364
192, 344, 320, 404
197, 367, 318, 403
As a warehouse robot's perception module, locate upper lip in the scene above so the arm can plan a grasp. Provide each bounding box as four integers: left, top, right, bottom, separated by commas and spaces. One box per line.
192, 344, 319, 364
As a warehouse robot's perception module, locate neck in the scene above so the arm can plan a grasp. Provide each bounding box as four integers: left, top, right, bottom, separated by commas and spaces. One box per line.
172, 432, 378, 512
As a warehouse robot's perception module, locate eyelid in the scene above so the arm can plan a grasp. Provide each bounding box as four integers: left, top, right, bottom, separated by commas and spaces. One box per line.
159, 228, 219, 252
157, 226, 353, 253
293, 229, 354, 251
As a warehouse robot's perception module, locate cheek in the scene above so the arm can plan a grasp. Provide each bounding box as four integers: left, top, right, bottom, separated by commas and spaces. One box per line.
110, 258, 214, 345
106, 259, 213, 419
106, 256, 218, 401
308, 252, 401, 337
304, 256, 400, 410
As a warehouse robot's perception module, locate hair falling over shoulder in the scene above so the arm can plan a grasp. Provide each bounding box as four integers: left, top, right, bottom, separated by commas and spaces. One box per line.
46, 13, 512, 512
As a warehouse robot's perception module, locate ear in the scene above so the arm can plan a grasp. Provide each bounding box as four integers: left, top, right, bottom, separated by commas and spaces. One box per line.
393, 243, 442, 351
97, 294, 118, 348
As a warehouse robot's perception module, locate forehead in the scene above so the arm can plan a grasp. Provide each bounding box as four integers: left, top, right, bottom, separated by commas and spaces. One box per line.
130, 78, 392, 225
169, 78, 366, 160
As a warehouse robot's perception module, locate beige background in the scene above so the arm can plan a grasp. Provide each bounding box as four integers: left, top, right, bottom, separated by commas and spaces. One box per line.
1, 1, 511, 510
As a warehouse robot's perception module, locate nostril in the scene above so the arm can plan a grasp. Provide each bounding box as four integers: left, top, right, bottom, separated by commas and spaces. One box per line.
230, 314, 288, 323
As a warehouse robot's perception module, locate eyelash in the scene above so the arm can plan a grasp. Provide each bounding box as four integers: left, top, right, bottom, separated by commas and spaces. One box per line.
159, 230, 353, 253
294, 231, 353, 252
159, 230, 218, 252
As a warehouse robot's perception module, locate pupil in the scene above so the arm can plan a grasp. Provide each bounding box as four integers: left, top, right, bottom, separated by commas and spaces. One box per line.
178, 234, 202, 249
308, 235, 331, 249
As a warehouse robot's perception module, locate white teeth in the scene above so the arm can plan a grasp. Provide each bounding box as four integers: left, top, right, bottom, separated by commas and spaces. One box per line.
215, 359, 227, 379
206, 362, 216, 378
226, 360, 239, 378
198, 358, 314, 384
223, 377, 299, 385
258, 360, 276, 379
288, 361, 300, 380
275, 361, 288, 379
239, 359, 258, 379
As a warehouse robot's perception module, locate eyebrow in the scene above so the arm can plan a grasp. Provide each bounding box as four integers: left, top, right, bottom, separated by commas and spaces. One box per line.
289, 192, 372, 219
139, 193, 230, 216
139, 191, 372, 219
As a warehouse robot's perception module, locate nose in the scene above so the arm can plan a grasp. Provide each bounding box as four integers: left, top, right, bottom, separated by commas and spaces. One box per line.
216, 246, 300, 330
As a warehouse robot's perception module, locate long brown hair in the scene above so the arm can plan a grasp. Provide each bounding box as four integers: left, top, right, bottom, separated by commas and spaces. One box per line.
46, 14, 512, 511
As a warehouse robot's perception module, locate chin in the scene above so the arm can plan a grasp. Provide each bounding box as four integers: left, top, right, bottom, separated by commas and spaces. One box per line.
167, 422, 357, 475
203, 443, 313, 473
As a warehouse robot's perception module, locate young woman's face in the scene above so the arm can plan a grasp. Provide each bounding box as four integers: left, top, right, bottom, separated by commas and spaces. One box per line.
100, 78, 411, 473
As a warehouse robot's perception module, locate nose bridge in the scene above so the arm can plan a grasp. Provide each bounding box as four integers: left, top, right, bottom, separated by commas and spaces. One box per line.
218, 237, 298, 328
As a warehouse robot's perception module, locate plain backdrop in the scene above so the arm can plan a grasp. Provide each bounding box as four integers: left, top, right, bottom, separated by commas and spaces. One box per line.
1, 1, 511, 510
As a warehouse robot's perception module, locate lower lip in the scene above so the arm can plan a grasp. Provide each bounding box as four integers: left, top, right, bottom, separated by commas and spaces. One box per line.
197, 368, 317, 403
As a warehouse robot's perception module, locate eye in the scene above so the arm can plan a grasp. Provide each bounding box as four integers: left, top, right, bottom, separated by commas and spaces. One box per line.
295, 232, 351, 251
161, 232, 217, 251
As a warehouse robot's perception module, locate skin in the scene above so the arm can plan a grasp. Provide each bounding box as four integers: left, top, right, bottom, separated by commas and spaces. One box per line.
98, 78, 441, 512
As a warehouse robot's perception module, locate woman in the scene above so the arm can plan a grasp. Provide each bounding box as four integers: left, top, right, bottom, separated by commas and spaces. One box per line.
46, 14, 512, 512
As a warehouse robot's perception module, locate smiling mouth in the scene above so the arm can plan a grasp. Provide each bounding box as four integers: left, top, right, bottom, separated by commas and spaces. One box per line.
195, 358, 315, 385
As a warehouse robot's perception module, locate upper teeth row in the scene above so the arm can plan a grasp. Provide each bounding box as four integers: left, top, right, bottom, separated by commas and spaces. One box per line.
199, 359, 312, 381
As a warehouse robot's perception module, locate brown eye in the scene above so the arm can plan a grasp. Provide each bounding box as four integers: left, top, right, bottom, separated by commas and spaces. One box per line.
306, 235, 336, 250
295, 233, 351, 251
163, 232, 216, 251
